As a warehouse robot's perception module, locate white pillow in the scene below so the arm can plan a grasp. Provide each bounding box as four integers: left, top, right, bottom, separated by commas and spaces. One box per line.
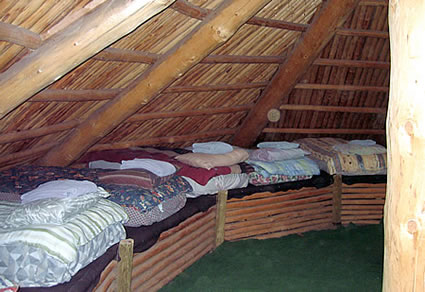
6, 188, 109, 227
21, 179, 99, 204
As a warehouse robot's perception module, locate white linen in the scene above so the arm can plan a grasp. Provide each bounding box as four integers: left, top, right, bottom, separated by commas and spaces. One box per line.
348, 139, 377, 146
257, 141, 300, 150
20, 179, 98, 204
89, 160, 121, 169
192, 141, 233, 154
183, 174, 249, 198
120, 158, 176, 177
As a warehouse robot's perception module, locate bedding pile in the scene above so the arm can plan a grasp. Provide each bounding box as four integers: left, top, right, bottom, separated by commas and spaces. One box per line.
0, 181, 128, 288
295, 137, 387, 175
246, 141, 320, 185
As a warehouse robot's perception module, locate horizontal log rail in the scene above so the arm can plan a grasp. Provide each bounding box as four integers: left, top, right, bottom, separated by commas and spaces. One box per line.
0, 142, 57, 167
294, 83, 389, 92
172, 0, 308, 32
262, 128, 385, 135
279, 104, 387, 113
164, 82, 267, 93
95, 48, 390, 67
0, 22, 42, 49
127, 105, 252, 122
336, 28, 389, 38
0, 120, 79, 144
30, 89, 121, 102
90, 128, 238, 151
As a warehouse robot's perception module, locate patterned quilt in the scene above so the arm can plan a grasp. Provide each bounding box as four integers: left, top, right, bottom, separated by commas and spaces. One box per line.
296, 138, 387, 176
0, 166, 192, 213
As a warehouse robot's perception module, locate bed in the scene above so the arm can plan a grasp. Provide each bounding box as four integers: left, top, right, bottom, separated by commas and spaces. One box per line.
295, 137, 387, 225
0, 140, 386, 291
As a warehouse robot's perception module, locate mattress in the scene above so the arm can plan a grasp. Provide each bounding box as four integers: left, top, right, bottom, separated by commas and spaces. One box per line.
296, 138, 387, 176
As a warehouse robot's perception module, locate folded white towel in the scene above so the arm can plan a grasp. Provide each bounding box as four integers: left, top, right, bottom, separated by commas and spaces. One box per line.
120, 158, 176, 177
192, 141, 233, 154
21, 180, 98, 204
257, 141, 299, 150
348, 139, 377, 146
89, 160, 121, 169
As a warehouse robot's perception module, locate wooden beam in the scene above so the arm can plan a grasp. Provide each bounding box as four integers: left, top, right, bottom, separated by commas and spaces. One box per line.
127, 105, 252, 122
262, 128, 385, 135
232, 0, 362, 148
164, 82, 267, 93
279, 104, 387, 114
172, 0, 308, 32
30, 89, 120, 102
383, 0, 425, 291
38, 0, 271, 166
0, 22, 42, 49
90, 128, 238, 151
0, 120, 79, 144
336, 28, 389, 38
294, 83, 389, 92
0, 0, 175, 119
313, 58, 390, 69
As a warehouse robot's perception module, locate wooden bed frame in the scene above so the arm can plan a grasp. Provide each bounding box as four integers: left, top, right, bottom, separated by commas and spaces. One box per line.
93, 177, 386, 291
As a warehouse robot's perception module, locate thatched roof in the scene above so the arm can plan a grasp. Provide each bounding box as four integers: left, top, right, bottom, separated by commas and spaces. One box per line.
0, 0, 389, 169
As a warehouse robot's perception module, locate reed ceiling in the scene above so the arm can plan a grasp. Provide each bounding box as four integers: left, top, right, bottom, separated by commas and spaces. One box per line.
0, 0, 389, 169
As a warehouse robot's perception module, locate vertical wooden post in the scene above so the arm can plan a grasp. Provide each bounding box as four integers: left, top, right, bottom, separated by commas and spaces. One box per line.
215, 190, 228, 247
117, 238, 134, 292
332, 174, 342, 224
384, 1, 425, 290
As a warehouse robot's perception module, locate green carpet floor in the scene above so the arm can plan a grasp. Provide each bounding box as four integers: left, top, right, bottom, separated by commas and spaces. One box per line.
160, 223, 383, 292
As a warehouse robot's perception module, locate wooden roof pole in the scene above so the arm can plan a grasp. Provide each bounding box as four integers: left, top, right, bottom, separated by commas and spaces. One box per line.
384, 1, 425, 291
231, 0, 361, 148
0, 0, 175, 120
38, 0, 271, 167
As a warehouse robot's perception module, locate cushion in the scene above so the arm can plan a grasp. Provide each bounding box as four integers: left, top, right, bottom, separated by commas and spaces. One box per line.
175, 148, 249, 170
98, 169, 173, 189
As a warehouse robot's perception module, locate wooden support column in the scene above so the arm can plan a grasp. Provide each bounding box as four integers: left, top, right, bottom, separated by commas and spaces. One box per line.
215, 190, 228, 247
38, 0, 271, 166
0, 0, 175, 119
117, 239, 134, 292
231, 0, 361, 148
332, 175, 342, 224
383, 1, 425, 291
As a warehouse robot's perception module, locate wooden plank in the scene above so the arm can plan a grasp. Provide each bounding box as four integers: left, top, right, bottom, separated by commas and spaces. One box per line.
0, 0, 175, 119
38, 0, 272, 166
232, 0, 362, 147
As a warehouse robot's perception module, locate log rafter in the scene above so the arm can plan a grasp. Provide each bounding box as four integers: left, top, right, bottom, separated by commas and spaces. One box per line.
232, 0, 362, 148
38, 0, 272, 166
0, 0, 176, 120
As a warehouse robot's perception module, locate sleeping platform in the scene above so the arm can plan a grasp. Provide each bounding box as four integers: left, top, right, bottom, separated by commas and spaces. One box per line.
0, 139, 387, 291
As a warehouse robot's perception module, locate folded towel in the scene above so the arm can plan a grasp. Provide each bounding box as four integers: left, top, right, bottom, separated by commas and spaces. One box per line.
257, 141, 299, 150
348, 139, 377, 146
192, 141, 233, 154
21, 180, 98, 204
